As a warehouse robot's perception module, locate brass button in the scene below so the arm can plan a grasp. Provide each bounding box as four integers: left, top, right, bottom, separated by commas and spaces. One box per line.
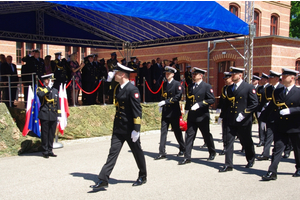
236, 101, 238, 103
231, 111, 232, 113
122, 101, 124, 103
235, 106, 237, 108
274, 109, 276, 111
291, 103, 293, 105
280, 117, 282, 119
240, 97, 242, 99
170, 93, 172, 95
198, 96, 200, 98
277, 102, 279, 103
235, 111, 237, 113
231, 106, 232, 108
119, 117, 121, 119
286, 118, 288, 120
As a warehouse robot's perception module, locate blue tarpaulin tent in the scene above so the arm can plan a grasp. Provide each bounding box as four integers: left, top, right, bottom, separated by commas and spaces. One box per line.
0, 1, 249, 48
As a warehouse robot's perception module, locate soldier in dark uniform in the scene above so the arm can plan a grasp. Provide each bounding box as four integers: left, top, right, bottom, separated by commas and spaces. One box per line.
32, 49, 45, 82
97, 58, 108, 104
219, 67, 258, 172
82, 54, 98, 105
154, 66, 185, 160
121, 58, 126, 66
127, 56, 138, 71
257, 70, 283, 161
179, 67, 216, 165
261, 68, 300, 180
217, 72, 233, 155
172, 57, 181, 81
51, 52, 67, 90
107, 52, 118, 104
252, 75, 261, 146
256, 73, 270, 147
21, 50, 36, 105
152, 57, 163, 102
90, 63, 147, 189
37, 73, 60, 158
184, 66, 192, 85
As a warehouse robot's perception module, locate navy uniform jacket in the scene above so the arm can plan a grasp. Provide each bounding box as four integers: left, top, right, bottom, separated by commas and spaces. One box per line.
82, 62, 97, 83
184, 71, 192, 85
260, 85, 300, 133
219, 85, 230, 121
174, 64, 181, 81
112, 82, 142, 134
225, 81, 258, 126
52, 59, 67, 89
31, 57, 45, 79
256, 84, 268, 111
160, 79, 182, 118
37, 86, 61, 121
185, 81, 215, 122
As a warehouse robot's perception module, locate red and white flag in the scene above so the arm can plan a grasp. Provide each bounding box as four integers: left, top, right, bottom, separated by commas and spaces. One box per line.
22, 85, 34, 136
58, 84, 70, 135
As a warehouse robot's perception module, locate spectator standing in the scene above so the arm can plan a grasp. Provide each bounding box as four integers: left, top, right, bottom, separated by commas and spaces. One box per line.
144, 62, 153, 102
69, 52, 84, 106
44, 55, 52, 75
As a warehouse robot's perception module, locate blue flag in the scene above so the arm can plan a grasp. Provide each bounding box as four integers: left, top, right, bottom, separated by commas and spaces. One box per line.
28, 85, 41, 138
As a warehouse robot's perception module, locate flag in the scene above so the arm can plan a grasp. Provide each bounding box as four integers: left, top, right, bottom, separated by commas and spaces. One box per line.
22, 85, 34, 136
58, 83, 70, 135
28, 85, 41, 138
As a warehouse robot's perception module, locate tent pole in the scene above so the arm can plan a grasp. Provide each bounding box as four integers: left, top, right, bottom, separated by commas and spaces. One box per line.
207, 41, 210, 84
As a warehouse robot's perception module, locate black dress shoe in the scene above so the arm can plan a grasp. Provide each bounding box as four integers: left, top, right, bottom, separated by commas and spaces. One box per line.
282, 153, 290, 158
42, 153, 49, 158
154, 154, 166, 160
207, 154, 216, 161
90, 180, 108, 189
240, 148, 245, 153
200, 144, 207, 148
245, 161, 254, 168
292, 170, 300, 177
219, 166, 233, 172
177, 151, 184, 157
262, 171, 277, 181
179, 158, 191, 165
257, 141, 264, 147
219, 150, 225, 155
257, 155, 269, 161
132, 176, 147, 186
48, 152, 57, 157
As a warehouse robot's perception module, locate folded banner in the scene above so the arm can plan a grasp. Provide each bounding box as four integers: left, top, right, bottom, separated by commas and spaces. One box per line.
22, 85, 34, 136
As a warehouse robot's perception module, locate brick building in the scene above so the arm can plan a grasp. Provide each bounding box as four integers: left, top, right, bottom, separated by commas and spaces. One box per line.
0, 1, 298, 100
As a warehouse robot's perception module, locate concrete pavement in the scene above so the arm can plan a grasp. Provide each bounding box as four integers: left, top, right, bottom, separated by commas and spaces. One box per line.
0, 124, 299, 200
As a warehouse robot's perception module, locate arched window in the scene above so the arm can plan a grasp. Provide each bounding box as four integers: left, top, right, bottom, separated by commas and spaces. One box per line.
295, 58, 300, 72
229, 4, 239, 17
270, 14, 279, 35
254, 10, 260, 37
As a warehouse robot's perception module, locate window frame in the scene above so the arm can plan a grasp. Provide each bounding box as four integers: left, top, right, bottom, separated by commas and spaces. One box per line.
254, 9, 261, 37
16, 42, 23, 65
270, 14, 279, 35
229, 3, 240, 17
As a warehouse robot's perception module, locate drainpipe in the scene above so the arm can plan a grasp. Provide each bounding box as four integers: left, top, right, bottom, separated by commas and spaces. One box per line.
207, 41, 217, 83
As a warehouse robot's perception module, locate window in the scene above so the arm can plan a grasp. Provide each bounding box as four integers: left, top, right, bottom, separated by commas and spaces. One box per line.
36, 44, 43, 57
65, 46, 71, 59
81, 47, 86, 61
295, 59, 300, 72
229, 5, 239, 17
270, 15, 278, 35
25, 43, 33, 56
73, 46, 78, 54
254, 11, 260, 37
16, 42, 22, 64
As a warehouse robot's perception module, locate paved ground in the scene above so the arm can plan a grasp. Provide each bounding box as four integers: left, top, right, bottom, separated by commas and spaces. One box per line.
0, 124, 299, 200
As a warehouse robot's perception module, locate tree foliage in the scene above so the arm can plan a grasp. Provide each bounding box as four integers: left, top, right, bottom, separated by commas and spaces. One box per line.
290, 1, 300, 38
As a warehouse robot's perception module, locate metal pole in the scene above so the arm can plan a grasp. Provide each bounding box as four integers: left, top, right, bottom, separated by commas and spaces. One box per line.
102, 77, 106, 105
31, 73, 35, 89
143, 77, 145, 103
36, 75, 38, 87
72, 76, 76, 106
207, 41, 210, 84
8, 76, 11, 107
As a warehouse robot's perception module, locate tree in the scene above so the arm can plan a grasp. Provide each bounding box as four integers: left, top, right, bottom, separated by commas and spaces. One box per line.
290, 1, 300, 38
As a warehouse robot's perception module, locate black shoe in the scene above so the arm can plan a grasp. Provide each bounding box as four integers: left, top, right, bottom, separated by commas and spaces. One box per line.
245, 161, 254, 168
179, 158, 191, 165
240, 148, 245, 153
219, 150, 225, 155
257, 155, 269, 161
90, 180, 108, 189
200, 144, 207, 148
282, 153, 290, 158
257, 141, 264, 147
219, 166, 233, 172
262, 171, 277, 181
154, 154, 166, 160
48, 152, 57, 157
207, 153, 216, 161
132, 176, 147, 186
42, 153, 49, 158
292, 170, 300, 177
177, 151, 184, 157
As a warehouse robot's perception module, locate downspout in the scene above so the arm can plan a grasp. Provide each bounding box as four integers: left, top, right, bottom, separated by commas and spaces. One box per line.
207, 41, 216, 83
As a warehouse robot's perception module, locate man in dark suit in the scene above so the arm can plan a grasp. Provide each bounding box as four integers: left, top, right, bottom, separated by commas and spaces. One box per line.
261, 68, 300, 180
107, 52, 118, 104
1, 55, 18, 106
52, 52, 67, 90
155, 66, 185, 160
172, 57, 180, 81
257, 70, 283, 161
152, 57, 163, 102
37, 73, 60, 158
219, 67, 258, 172
179, 67, 216, 165
90, 62, 147, 189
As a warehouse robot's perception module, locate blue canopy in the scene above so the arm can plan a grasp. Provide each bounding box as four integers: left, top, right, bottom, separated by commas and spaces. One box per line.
0, 1, 249, 48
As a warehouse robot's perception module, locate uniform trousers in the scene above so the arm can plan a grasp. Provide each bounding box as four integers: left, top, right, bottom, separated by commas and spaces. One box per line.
40, 119, 57, 154
269, 131, 300, 173
261, 122, 274, 157
159, 117, 185, 155
184, 118, 216, 159
222, 120, 229, 150
257, 116, 266, 143
98, 132, 147, 182
225, 125, 255, 167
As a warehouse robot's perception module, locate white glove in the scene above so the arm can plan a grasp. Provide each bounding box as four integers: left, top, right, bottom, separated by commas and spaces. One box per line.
191, 103, 200, 111
48, 79, 53, 88
261, 122, 267, 131
257, 112, 261, 118
280, 108, 290, 116
158, 106, 162, 113
57, 117, 61, 122
158, 100, 166, 107
216, 109, 221, 114
107, 71, 116, 82
217, 117, 222, 125
236, 113, 245, 122
131, 130, 140, 142
185, 110, 188, 115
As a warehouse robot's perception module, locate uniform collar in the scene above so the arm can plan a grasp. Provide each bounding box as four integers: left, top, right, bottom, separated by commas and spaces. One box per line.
195, 80, 202, 85
235, 79, 243, 89
286, 84, 294, 92
264, 83, 269, 88
120, 80, 129, 89
274, 82, 280, 89
168, 78, 173, 84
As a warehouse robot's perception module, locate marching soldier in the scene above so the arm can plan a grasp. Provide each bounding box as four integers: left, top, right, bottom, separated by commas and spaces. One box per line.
261, 68, 300, 180
179, 67, 216, 165
82, 54, 98, 105
257, 70, 283, 161
219, 67, 258, 172
37, 73, 60, 158
90, 63, 147, 189
52, 52, 67, 90
155, 66, 185, 160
